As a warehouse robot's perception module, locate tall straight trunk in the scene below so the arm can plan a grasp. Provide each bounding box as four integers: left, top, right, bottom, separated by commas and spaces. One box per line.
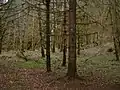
18, 13, 22, 51
21, 10, 25, 52
67, 0, 77, 78
13, 21, 16, 50
0, 25, 5, 54
60, 26, 63, 52
52, 0, 56, 53
77, 29, 80, 55
62, 0, 67, 66
0, 36, 1, 54
46, 0, 51, 72
111, 0, 119, 61
0, 17, 2, 54
38, 2, 45, 57
31, 0, 34, 51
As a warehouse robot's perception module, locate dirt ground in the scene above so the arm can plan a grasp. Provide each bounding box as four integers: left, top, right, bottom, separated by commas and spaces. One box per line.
0, 67, 120, 90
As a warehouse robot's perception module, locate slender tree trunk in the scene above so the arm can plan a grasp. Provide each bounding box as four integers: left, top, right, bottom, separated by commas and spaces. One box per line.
32, 14, 34, 51
0, 27, 5, 54
67, 0, 77, 78
77, 30, 80, 55
111, 0, 119, 61
0, 17, 2, 54
13, 21, 16, 50
46, 0, 51, 72
38, 2, 45, 57
52, 0, 56, 53
0, 35, 1, 54
21, 10, 25, 52
62, 0, 67, 66
113, 38, 119, 61
57, 34, 61, 49
52, 39, 55, 53
60, 27, 63, 52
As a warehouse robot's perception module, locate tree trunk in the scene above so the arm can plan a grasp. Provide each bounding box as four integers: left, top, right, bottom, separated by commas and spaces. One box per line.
41, 46, 45, 57
67, 0, 77, 78
0, 39, 2, 54
62, 0, 67, 66
77, 29, 80, 55
52, 0, 56, 53
113, 38, 119, 61
46, 0, 51, 72
0, 17, 2, 54
111, 0, 119, 61
38, 2, 45, 57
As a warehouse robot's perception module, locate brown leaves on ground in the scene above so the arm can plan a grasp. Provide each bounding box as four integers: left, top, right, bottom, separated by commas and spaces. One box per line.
0, 66, 120, 90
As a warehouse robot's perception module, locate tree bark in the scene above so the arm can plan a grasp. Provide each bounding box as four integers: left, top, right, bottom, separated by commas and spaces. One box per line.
38, 2, 45, 57
62, 0, 67, 66
113, 38, 119, 61
0, 40, 1, 54
0, 17, 2, 54
67, 0, 77, 78
46, 0, 51, 72
77, 28, 80, 55
111, 0, 119, 61
52, 0, 56, 53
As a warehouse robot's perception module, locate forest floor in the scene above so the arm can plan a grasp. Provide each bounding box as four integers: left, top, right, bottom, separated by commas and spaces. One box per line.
0, 43, 120, 90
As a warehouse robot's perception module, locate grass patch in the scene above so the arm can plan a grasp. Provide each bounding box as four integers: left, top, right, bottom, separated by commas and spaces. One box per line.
15, 58, 45, 69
